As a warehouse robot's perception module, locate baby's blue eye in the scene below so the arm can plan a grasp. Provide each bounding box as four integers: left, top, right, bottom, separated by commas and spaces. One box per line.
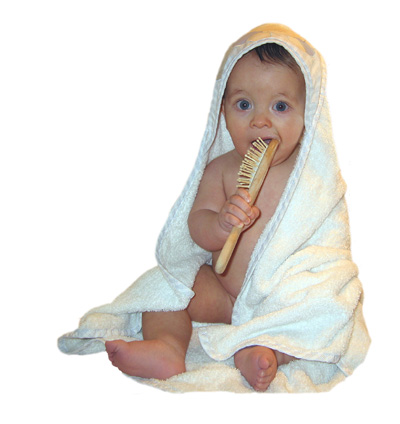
237, 100, 251, 110
273, 101, 289, 112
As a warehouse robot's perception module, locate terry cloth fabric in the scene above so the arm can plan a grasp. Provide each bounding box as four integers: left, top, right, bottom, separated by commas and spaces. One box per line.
58, 23, 370, 393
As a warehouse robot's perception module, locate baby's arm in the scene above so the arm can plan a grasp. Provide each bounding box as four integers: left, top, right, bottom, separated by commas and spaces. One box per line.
188, 157, 259, 252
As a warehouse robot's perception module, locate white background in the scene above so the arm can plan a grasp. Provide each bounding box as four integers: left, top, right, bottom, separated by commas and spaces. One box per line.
1, 0, 398, 422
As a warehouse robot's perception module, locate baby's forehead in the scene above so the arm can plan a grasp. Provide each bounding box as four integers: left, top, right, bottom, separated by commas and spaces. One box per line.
230, 50, 302, 78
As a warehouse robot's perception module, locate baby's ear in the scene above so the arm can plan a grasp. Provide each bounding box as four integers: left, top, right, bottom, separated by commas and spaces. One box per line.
220, 100, 225, 116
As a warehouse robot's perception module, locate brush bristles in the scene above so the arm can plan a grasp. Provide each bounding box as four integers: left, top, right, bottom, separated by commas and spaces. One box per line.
237, 138, 268, 189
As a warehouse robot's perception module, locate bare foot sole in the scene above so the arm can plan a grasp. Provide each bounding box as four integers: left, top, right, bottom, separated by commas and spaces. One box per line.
105, 339, 186, 380
234, 345, 277, 391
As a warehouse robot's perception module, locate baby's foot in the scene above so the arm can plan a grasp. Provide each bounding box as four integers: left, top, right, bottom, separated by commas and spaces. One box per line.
105, 339, 186, 380
234, 345, 277, 391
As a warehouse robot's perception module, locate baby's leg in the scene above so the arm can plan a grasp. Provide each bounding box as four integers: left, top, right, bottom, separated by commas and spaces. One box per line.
106, 264, 234, 379
105, 310, 191, 380
187, 264, 234, 324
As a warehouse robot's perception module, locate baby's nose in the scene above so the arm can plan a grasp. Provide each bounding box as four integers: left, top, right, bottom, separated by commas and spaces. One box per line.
251, 111, 272, 128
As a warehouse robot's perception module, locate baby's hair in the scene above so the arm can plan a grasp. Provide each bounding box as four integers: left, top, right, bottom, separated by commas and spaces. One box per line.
222, 43, 304, 100
253, 43, 301, 74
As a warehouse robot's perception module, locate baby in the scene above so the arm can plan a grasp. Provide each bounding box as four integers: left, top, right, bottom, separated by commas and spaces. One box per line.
105, 43, 305, 391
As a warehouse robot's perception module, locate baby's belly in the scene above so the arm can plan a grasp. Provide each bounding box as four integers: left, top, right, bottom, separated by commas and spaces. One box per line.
212, 219, 265, 299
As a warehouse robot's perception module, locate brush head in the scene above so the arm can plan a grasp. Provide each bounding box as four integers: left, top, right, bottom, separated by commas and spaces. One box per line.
236, 138, 270, 189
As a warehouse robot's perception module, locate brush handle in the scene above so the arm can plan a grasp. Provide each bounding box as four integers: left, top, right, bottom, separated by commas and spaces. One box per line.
214, 139, 279, 274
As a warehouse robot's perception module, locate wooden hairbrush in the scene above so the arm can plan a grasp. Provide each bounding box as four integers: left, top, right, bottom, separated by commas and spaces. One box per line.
214, 138, 280, 274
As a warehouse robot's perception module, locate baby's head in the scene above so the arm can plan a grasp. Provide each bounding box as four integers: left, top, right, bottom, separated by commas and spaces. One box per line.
222, 43, 306, 166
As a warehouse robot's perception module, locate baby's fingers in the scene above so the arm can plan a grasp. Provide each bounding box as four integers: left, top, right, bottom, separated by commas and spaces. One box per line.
230, 190, 253, 216
235, 189, 261, 223
224, 203, 252, 228
235, 188, 252, 203
226, 192, 259, 227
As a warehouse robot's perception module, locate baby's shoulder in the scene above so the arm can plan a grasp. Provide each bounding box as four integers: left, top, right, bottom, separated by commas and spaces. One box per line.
204, 150, 240, 177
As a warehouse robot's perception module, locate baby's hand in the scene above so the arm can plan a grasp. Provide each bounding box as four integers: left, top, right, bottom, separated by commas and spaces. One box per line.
218, 188, 260, 233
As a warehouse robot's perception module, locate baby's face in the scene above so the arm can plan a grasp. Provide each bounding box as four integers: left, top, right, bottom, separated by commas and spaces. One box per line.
222, 51, 305, 166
